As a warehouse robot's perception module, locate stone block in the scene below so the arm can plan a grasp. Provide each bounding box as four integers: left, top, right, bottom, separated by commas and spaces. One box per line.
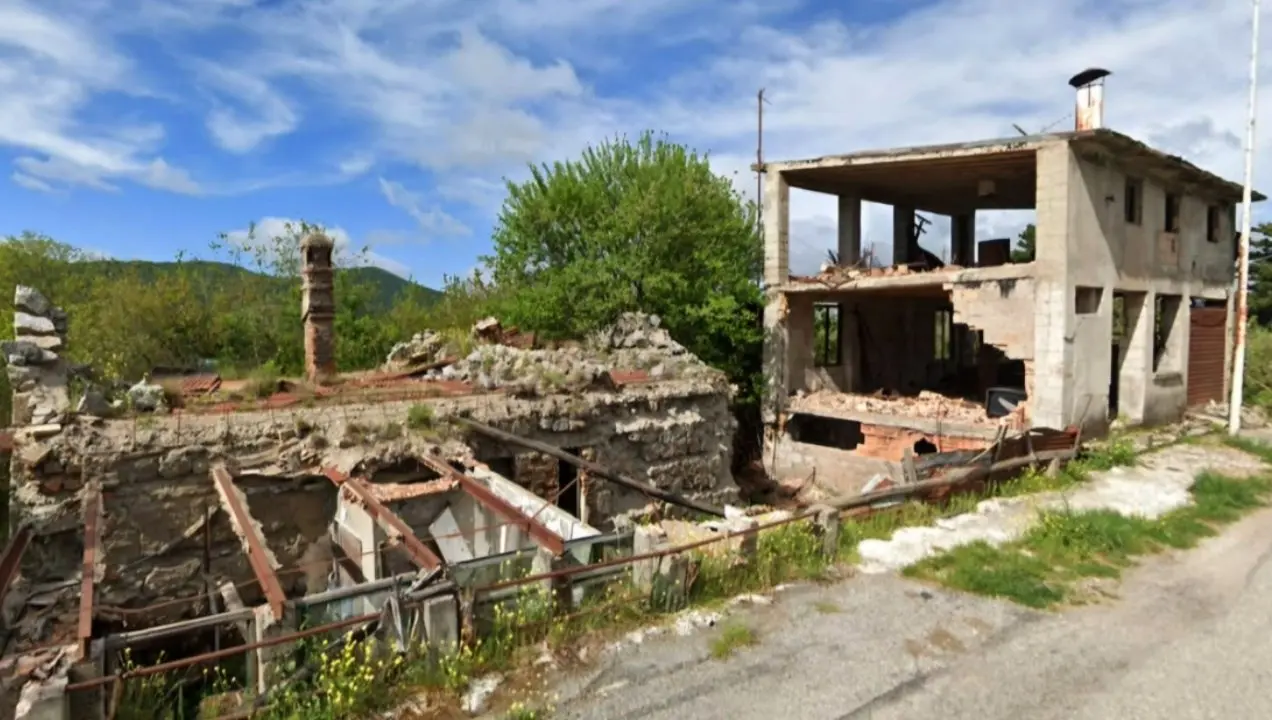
14, 286, 51, 317
14, 312, 56, 336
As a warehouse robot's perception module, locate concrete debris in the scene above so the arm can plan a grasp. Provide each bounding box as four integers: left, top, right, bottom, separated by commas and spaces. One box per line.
385, 330, 448, 369
855, 441, 1265, 574
461, 673, 503, 715
386, 313, 719, 396
75, 388, 113, 417
127, 378, 168, 413
791, 390, 996, 425
1190, 400, 1268, 430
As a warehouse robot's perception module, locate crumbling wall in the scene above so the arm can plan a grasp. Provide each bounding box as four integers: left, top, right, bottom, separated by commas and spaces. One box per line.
3, 286, 71, 427
947, 278, 1036, 360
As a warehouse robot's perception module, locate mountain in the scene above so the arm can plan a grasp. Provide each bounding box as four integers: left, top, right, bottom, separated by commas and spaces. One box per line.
73, 259, 441, 311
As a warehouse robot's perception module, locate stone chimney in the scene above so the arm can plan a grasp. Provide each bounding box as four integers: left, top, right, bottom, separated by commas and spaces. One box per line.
1069, 68, 1111, 131
300, 232, 336, 383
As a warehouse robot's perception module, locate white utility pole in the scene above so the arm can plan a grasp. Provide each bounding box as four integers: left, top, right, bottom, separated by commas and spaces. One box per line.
1229, 0, 1262, 435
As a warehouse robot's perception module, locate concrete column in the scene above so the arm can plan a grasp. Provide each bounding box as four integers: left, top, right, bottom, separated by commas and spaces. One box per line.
1029, 143, 1076, 429
762, 171, 792, 426
951, 212, 976, 266
762, 172, 790, 286
1117, 292, 1152, 424
812, 506, 841, 559
892, 205, 915, 265
786, 295, 815, 395
837, 195, 862, 265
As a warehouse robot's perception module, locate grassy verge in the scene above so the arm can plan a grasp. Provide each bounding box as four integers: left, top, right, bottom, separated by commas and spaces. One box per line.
904, 438, 1272, 609
114, 438, 1141, 718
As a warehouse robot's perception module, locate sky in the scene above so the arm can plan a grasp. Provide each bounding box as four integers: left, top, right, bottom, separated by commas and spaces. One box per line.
1, 0, 1269, 288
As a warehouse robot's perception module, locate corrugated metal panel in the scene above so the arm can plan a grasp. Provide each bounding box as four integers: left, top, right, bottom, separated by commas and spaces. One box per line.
1188, 307, 1227, 407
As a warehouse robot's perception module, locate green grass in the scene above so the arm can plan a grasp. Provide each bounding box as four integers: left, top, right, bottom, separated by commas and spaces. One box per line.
904, 466, 1272, 609
813, 600, 842, 614
406, 403, 436, 430
710, 622, 758, 659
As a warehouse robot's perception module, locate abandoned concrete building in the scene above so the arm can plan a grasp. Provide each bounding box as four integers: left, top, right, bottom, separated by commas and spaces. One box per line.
0, 231, 742, 711
760, 70, 1261, 493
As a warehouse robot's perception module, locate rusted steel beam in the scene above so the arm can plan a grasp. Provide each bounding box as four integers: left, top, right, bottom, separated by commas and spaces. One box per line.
456, 418, 728, 518
210, 465, 287, 620
79, 488, 102, 658
419, 456, 567, 557
0, 524, 33, 608
322, 467, 443, 572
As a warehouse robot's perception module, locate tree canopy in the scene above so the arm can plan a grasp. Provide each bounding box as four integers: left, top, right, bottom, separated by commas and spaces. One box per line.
1010, 224, 1036, 263
483, 131, 764, 400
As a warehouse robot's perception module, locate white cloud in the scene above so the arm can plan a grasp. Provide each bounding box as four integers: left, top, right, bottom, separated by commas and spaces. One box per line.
195, 61, 299, 153
11, 172, 55, 193
0, 0, 200, 193
5, 0, 1272, 267
377, 177, 471, 238
222, 216, 415, 279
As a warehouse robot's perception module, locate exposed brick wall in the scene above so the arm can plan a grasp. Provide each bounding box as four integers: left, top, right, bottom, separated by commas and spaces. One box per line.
855, 423, 989, 461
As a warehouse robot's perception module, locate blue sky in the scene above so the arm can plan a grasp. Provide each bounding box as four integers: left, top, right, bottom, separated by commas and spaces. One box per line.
3, 0, 1270, 288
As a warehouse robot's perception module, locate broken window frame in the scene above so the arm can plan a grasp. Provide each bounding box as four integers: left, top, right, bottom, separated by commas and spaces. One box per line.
1164, 192, 1182, 234
1152, 294, 1183, 373
1124, 177, 1143, 225
812, 303, 843, 367
933, 308, 954, 362
1206, 205, 1223, 244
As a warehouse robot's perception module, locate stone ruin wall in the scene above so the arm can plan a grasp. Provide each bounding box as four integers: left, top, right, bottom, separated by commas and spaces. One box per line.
2, 287, 738, 640
10, 381, 737, 627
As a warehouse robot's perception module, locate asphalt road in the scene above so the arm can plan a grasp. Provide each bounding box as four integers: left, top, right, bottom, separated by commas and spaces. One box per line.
547, 503, 1272, 720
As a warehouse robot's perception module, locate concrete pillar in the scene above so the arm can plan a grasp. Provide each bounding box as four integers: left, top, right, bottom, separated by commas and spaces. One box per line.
951, 212, 976, 266
762, 172, 790, 286
632, 525, 688, 612
812, 506, 840, 559
837, 195, 862, 265
786, 295, 814, 394
1117, 292, 1152, 424
762, 170, 791, 425
1029, 143, 1076, 429
892, 205, 915, 265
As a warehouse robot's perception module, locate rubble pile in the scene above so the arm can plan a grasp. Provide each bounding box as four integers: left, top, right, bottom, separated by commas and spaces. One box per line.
386, 313, 718, 396
791, 389, 996, 425
385, 329, 449, 369
2, 286, 71, 425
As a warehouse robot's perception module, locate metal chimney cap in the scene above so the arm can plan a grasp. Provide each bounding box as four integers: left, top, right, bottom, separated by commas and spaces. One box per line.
1068, 68, 1111, 89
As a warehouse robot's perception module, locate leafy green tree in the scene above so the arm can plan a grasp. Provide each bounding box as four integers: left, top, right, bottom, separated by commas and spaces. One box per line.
484, 131, 764, 400
1248, 222, 1272, 325
1010, 224, 1036, 263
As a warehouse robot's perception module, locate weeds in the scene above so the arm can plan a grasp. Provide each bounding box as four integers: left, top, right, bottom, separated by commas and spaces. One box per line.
244, 362, 283, 399
906, 470, 1272, 609
406, 403, 435, 430
710, 622, 758, 659
813, 600, 841, 614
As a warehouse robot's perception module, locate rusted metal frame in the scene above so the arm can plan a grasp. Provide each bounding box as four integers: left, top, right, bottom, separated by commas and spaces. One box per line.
422, 456, 567, 557
323, 467, 443, 572
456, 418, 728, 518
330, 534, 367, 586
79, 488, 103, 658
210, 465, 287, 620
0, 523, 33, 608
